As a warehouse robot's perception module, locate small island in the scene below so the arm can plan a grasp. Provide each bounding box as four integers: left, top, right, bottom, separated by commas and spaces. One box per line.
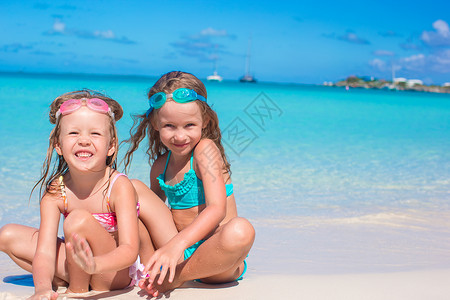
324, 76, 450, 94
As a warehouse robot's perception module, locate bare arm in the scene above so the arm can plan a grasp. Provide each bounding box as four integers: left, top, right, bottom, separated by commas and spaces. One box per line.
32, 194, 61, 298
95, 176, 139, 273
133, 178, 177, 249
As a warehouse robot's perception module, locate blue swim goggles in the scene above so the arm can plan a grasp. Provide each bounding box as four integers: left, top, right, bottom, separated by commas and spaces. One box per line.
146, 88, 207, 117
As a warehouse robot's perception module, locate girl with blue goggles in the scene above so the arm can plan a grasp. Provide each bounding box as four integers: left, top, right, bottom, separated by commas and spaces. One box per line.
146, 88, 207, 117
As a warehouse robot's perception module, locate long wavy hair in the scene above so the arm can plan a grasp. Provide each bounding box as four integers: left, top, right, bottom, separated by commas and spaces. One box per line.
122, 71, 231, 177
31, 89, 124, 201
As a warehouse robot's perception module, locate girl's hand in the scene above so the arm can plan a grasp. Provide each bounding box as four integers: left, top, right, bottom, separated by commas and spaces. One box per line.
66, 233, 97, 274
144, 242, 184, 285
28, 290, 58, 300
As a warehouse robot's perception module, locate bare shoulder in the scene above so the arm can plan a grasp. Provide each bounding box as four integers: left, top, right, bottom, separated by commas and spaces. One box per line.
108, 171, 137, 209
109, 171, 136, 194
40, 182, 64, 212
113, 171, 134, 185
194, 139, 220, 159
193, 139, 222, 176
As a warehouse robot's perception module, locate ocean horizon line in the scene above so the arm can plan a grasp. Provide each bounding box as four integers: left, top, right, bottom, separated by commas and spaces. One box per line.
2, 70, 450, 97
0, 70, 158, 82
0, 70, 319, 88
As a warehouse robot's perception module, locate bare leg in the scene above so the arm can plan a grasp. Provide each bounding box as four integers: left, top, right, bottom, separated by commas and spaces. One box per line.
140, 217, 255, 295
0, 223, 69, 286
63, 209, 131, 292
132, 180, 179, 250
138, 220, 155, 265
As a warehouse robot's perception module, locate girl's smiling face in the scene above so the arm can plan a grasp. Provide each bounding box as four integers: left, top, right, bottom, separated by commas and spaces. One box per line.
55, 106, 115, 172
154, 100, 204, 156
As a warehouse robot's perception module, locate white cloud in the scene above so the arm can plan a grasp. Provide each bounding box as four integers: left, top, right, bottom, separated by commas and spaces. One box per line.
187, 27, 235, 41
433, 20, 450, 36
338, 32, 370, 45
369, 58, 387, 71
400, 54, 426, 71
373, 50, 395, 56
200, 27, 228, 37
428, 49, 450, 73
396, 52, 450, 74
53, 20, 66, 33
94, 30, 115, 39
45, 20, 135, 44
402, 54, 425, 63
421, 19, 450, 47
172, 28, 234, 62
377, 49, 450, 83
435, 49, 450, 64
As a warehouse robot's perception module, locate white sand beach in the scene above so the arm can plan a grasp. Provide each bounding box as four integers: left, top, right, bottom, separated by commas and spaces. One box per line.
2, 213, 450, 299
2, 270, 450, 300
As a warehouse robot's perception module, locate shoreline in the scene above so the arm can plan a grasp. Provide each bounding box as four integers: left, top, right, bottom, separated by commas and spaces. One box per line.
329, 75, 450, 94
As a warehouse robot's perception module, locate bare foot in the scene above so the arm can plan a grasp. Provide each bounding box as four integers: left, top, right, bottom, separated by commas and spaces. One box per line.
138, 274, 183, 297
52, 277, 68, 291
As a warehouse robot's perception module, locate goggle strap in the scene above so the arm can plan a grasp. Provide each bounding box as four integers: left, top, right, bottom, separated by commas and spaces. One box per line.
196, 94, 207, 102
145, 107, 153, 117
108, 110, 116, 123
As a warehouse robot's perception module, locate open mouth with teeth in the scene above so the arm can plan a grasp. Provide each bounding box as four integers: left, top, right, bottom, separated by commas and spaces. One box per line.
75, 151, 93, 158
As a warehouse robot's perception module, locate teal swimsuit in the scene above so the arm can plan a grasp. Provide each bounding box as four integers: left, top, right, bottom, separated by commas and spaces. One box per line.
158, 151, 247, 280
157, 151, 233, 210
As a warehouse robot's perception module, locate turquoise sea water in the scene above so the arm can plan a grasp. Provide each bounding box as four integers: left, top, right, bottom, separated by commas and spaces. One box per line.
1, 72, 450, 274
0, 73, 449, 222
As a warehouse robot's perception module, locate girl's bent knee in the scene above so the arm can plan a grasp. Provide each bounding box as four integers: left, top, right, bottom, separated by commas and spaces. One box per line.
233, 217, 255, 238
0, 225, 14, 251
63, 209, 92, 235
0, 224, 20, 249
223, 218, 255, 250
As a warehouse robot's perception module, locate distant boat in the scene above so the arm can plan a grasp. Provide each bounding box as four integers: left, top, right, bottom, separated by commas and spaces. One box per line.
239, 37, 257, 83
207, 58, 223, 82
207, 70, 223, 82
239, 74, 256, 83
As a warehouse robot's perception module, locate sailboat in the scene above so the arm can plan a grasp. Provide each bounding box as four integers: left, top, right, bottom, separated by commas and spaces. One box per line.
207, 70, 223, 82
207, 58, 223, 82
239, 37, 257, 83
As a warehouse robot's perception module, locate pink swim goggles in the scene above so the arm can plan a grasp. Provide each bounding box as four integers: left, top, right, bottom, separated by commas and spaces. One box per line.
55, 98, 115, 120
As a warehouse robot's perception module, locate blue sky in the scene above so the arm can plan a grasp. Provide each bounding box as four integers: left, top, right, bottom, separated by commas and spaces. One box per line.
1, 0, 450, 84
